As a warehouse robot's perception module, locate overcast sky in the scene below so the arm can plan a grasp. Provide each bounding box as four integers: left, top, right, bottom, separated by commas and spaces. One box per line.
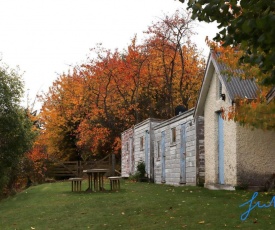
0, 0, 218, 110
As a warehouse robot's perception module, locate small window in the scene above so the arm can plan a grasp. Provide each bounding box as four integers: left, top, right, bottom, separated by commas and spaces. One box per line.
171, 127, 176, 143
157, 141, 160, 160
126, 142, 129, 152
140, 137, 144, 150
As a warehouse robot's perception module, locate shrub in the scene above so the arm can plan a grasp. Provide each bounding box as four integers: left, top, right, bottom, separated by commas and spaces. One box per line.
137, 161, 146, 177
128, 161, 146, 182
128, 172, 141, 182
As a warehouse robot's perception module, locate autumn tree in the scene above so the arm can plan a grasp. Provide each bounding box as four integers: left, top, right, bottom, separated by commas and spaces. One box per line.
143, 10, 205, 118
110, 37, 149, 123
77, 47, 123, 157
39, 72, 86, 161
39, 11, 205, 160
180, 0, 275, 86
22, 133, 48, 184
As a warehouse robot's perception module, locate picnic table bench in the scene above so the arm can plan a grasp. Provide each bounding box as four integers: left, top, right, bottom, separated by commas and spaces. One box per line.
69, 178, 83, 192
108, 176, 122, 191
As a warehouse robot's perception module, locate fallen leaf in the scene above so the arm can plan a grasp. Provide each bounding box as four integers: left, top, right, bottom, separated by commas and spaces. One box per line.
198, 221, 205, 224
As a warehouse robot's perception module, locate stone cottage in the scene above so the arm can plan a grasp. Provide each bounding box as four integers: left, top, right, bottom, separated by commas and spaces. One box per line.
153, 109, 205, 186
121, 109, 205, 185
195, 51, 275, 190
121, 118, 163, 180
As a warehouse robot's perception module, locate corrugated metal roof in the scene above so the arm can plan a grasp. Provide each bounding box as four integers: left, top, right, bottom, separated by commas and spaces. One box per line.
212, 52, 258, 100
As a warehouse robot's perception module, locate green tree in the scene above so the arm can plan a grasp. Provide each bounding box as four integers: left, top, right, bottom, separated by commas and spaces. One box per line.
180, 0, 275, 86
0, 64, 35, 194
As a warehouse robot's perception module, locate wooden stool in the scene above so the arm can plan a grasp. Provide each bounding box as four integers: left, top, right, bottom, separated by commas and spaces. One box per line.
69, 178, 83, 192
109, 177, 121, 191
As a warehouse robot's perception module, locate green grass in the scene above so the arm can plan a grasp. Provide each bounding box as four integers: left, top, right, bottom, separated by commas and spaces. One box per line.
0, 180, 275, 229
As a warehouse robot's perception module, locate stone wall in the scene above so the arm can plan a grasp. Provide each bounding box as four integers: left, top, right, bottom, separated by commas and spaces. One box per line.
133, 118, 163, 180
203, 62, 275, 189
121, 113, 206, 187
236, 126, 275, 187
121, 127, 134, 177
153, 110, 198, 186
204, 68, 238, 188
185, 119, 197, 184
196, 116, 205, 185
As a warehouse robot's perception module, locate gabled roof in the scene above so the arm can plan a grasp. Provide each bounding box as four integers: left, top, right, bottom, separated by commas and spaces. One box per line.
195, 51, 258, 117
134, 117, 164, 129
213, 52, 258, 100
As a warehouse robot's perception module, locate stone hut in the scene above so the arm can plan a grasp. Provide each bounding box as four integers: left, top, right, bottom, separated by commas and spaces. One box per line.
121, 110, 205, 185
153, 109, 205, 185
195, 51, 275, 190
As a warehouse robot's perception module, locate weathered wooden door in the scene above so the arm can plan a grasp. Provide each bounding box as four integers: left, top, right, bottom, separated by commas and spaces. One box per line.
145, 130, 149, 176
218, 113, 225, 184
180, 123, 186, 184
161, 131, 166, 182
129, 137, 134, 174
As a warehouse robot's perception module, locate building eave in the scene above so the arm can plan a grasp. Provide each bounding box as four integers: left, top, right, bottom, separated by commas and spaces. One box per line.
194, 52, 215, 118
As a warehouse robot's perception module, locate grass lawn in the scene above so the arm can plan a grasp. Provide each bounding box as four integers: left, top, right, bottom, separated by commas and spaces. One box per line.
0, 180, 275, 229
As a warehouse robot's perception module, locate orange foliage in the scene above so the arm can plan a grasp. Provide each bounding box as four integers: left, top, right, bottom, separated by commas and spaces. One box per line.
206, 37, 267, 83
26, 146, 47, 176
38, 11, 205, 160
208, 41, 275, 130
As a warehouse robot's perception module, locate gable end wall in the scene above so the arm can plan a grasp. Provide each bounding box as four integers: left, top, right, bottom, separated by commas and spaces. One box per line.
154, 113, 197, 185
204, 69, 238, 187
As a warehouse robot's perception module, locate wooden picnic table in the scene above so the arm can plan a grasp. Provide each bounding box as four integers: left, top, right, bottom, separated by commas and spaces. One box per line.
83, 169, 109, 192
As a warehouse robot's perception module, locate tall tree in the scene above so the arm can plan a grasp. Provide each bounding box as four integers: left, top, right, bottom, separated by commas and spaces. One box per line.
180, 0, 275, 86
144, 10, 205, 117
0, 64, 35, 192
39, 11, 205, 160
39, 72, 86, 160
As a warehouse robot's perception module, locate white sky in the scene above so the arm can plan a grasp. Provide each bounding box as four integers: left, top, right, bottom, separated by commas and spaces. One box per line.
0, 0, 218, 110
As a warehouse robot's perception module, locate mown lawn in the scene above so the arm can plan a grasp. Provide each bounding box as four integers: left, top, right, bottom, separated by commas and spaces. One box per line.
0, 180, 275, 229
